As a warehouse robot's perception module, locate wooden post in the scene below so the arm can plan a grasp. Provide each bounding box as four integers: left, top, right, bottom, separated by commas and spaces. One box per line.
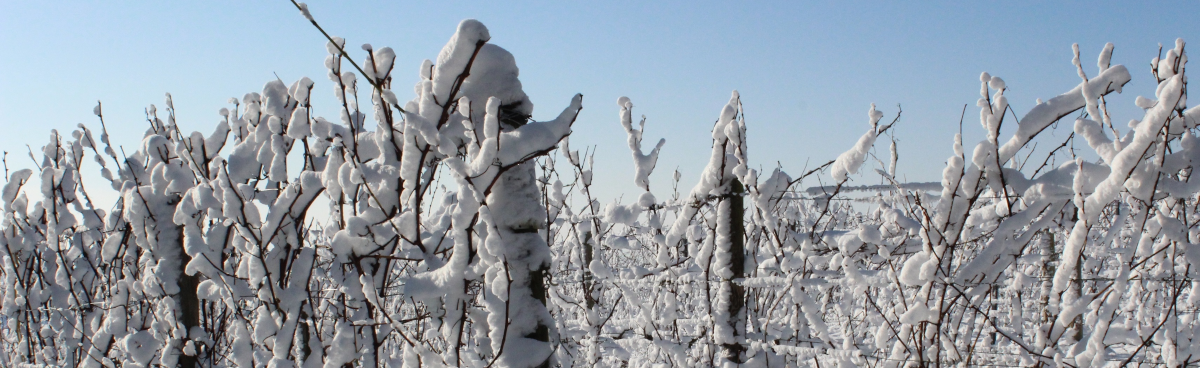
721, 180, 747, 364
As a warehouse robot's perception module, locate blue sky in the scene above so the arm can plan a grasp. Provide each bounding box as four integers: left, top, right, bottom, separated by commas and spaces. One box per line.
2, 1, 1197, 202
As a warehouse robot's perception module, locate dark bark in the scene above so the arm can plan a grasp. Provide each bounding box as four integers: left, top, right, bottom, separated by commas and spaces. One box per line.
530, 265, 552, 368
722, 180, 747, 364
583, 231, 596, 310
177, 224, 201, 368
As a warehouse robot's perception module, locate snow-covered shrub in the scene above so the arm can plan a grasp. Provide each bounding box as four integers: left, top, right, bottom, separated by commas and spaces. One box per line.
3, 3, 1199, 367
0, 7, 580, 367
541, 41, 1200, 368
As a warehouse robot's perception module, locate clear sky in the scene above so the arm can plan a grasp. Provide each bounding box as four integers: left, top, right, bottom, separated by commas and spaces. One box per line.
2, 1, 1198, 203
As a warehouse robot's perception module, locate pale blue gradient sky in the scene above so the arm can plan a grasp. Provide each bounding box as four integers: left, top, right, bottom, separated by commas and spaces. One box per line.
2, 1, 1197, 202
